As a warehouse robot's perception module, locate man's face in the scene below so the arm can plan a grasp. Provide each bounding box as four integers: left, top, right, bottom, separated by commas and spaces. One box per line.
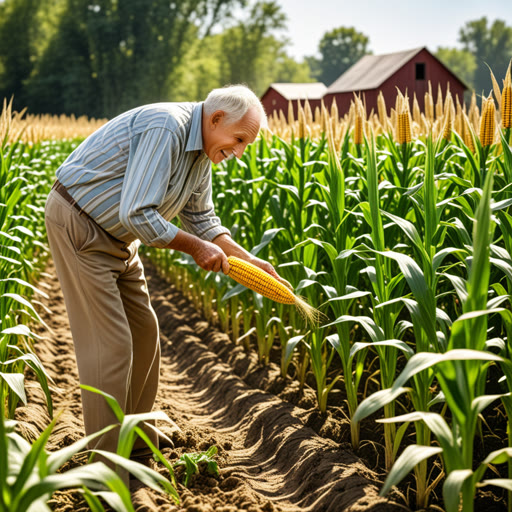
202, 106, 261, 164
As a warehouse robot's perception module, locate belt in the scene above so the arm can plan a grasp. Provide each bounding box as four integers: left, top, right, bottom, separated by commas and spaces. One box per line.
52, 180, 85, 215
51, 180, 125, 244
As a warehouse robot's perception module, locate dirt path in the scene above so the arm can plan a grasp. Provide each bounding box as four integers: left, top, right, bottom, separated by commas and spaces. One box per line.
15, 259, 407, 512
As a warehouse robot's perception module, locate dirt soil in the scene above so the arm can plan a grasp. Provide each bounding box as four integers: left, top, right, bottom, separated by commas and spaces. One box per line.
15, 258, 411, 512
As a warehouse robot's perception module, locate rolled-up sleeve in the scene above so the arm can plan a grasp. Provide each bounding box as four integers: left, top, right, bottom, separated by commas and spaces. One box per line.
119, 127, 179, 248
178, 167, 231, 242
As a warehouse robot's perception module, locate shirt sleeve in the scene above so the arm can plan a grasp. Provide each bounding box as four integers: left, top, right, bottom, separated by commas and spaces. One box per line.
178, 165, 231, 242
119, 127, 179, 248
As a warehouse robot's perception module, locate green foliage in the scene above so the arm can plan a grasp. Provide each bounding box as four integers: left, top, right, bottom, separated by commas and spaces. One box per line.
458, 16, 512, 94
172, 1, 313, 101
435, 47, 477, 89
309, 26, 371, 86
172, 446, 219, 487
217, 1, 287, 95
5, 0, 242, 117
0, 0, 42, 109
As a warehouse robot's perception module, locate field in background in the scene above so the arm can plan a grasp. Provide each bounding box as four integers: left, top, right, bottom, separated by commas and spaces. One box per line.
1, 64, 512, 510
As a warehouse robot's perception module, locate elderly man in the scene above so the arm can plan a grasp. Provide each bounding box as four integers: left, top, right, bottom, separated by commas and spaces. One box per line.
44, 84, 276, 464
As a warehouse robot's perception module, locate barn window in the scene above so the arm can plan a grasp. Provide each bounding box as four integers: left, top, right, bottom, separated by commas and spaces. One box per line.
416, 62, 426, 80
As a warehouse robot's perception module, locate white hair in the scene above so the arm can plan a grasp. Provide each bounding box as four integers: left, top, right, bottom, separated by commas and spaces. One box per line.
203, 84, 267, 127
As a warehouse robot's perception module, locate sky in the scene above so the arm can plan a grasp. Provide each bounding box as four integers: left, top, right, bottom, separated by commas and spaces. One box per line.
274, 0, 512, 60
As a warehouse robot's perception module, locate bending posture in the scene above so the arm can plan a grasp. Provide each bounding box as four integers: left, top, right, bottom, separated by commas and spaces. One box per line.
44, 84, 277, 467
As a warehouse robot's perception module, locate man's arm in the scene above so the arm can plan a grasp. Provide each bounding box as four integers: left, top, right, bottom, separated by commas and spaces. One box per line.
165, 231, 279, 281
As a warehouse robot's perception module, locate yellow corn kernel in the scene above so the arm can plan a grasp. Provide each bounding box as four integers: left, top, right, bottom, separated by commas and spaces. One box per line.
503, 86, 512, 129
479, 95, 496, 147
397, 112, 412, 144
227, 256, 295, 304
502, 62, 512, 129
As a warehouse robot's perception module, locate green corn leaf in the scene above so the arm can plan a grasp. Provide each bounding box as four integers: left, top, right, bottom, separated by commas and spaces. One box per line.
133, 426, 177, 487
443, 469, 473, 512
81, 488, 108, 512
221, 283, 247, 301
444, 273, 468, 304
379, 445, 443, 497
349, 340, 414, 361
432, 247, 467, 273
1, 324, 44, 340
9, 225, 35, 238
480, 479, 512, 492
0, 254, 21, 265
481, 447, 512, 466
473, 393, 512, 415
15, 462, 133, 512
46, 424, 117, 473
285, 335, 305, 370
353, 387, 410, 423
250, 228, 284, 256
0, 371, 26, 405
1, 293, 47, 326
0, 278, 50, 299
378, 411, 456, 460
391, 421, 411, 461
80, 385, 125, 423
381, 211, 425, 257
393, 349, 504, 390
92, 449, 178, 499
117, 411, 176, 458
11, 415, 59, 498
323, 315, 384, 342
2, 352, 54, 416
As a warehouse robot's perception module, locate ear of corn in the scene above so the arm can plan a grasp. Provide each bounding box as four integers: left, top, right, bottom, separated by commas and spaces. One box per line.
480, 95, 496, 147
501, 60, 512, 129
354, 97, 365, 145
397, 112, 412, 144
227, 256, 321, 325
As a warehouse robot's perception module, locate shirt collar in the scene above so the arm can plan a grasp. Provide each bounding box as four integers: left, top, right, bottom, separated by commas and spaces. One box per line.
185, 102, 205, 152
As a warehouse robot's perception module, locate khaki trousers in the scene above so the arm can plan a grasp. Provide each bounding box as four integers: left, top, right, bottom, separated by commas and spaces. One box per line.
44, 189, 160, 458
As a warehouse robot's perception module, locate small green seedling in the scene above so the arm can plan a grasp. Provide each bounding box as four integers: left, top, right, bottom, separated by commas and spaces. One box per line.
172, 446, 219, 487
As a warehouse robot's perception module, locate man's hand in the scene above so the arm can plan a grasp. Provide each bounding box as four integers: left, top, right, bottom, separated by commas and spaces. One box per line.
165, 230, 229, 274
191, 239, 229, 274
248, 255, 279, 279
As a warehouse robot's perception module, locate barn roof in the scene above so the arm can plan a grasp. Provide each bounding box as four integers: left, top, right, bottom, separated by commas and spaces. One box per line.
268, 82, 327, 100
326, 47, 425, 93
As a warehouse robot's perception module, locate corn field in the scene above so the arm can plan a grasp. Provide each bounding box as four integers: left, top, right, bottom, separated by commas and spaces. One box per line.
1, 64, 512, 510
148, 65, 512, 511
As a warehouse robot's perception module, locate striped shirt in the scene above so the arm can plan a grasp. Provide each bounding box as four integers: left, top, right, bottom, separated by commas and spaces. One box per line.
56, 102, 230, 248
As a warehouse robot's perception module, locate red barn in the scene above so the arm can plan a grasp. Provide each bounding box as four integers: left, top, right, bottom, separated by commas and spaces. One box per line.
323, 47, 467, 117
261, 83, 327, 119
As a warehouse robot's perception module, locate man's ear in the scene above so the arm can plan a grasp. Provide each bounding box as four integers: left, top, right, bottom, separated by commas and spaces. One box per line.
210, 110, 225, 128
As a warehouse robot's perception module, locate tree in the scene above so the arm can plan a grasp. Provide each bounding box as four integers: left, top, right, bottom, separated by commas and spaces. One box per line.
217, 1, 287, 94
24, 0, 97, 116
435, 47, 477, 90
171, 2, 313, 102
310, 26, 371, 86
0, 0, 42, 109
458, 17, 512, 94
24, 0, 242, 117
